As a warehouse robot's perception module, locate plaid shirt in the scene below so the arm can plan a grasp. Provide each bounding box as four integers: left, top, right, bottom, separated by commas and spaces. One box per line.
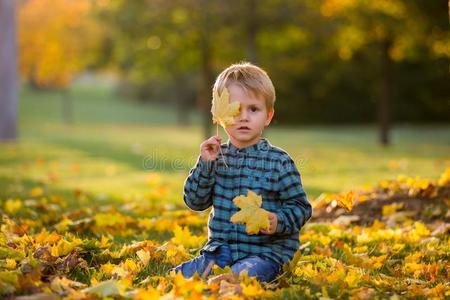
183, 138, 312, 266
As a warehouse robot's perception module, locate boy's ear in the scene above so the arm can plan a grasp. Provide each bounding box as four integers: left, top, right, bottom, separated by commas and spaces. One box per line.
265, 109, 274, 127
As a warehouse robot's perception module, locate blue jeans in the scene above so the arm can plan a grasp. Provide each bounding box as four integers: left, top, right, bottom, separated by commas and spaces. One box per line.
171, 244, 281, 283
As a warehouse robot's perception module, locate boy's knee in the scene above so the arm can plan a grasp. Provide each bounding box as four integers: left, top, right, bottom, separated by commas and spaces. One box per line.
231, 256, 281, 283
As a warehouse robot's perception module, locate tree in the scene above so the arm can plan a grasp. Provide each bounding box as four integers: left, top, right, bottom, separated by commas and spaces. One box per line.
102, 0, 238, 138
316, 0, 449, 145
0, 0, 18, 141
18, 0, 102, 124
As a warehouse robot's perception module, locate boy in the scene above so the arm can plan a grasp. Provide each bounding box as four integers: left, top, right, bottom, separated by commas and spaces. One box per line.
172, 62, 312, 283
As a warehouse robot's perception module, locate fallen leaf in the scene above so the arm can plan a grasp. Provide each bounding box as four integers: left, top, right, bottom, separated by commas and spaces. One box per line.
336, 191, 355, 212
82, 279, 125, 297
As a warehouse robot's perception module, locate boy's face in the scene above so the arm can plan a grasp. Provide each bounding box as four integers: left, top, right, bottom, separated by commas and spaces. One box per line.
225, 83, 274, 149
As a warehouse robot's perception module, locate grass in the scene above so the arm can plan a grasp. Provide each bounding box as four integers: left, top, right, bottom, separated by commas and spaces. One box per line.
1, 82, 449, 208
1, 82, 449, 298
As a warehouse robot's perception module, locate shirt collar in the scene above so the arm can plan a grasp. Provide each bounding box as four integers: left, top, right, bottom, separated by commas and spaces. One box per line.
226, 138, 270, 154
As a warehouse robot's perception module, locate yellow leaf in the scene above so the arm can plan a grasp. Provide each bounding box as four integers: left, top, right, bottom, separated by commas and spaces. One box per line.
124, 259, 140, 273
382, 203, 403, 217
98, 235, 112, 249
391, 243, 405, 253
171, 225, 205, 248
344, 268, 360, 288
367, 254, 388, 269
4, 259, 16, 270
136, 249, 150, 266
161, 241, 188, 265
438, 167, 450, 186
111, 266, 128, 278
4, 199, 22, 214
54, 217, 72, 232
134, 286, 160, 300
403, 262, 425, 278
242, 282, 264, 297
230, 190, 270, 235
353, 245, 368, 254
100, 262, 116, 276
35, 229, 61, 245
82, 279, 125, 297
50, 238, 82, 257
336, 191, 355, 212
211, 87, 240, 128
30, 187, 43, 197
413, 222, 430, 237
50, 276, 86, 293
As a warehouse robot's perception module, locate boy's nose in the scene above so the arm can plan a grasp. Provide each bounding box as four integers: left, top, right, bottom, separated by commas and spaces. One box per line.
239, 110, 249, 121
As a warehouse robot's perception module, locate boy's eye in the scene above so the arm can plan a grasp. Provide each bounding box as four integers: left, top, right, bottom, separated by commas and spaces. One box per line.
250, 106, 259, 112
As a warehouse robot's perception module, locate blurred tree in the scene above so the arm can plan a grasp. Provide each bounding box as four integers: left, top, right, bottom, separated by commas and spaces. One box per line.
98, 0, 449, 137
315, 0, 450, 145
0, 0, 17, 141
18, 0, 103, 124
102, 0, 238, 137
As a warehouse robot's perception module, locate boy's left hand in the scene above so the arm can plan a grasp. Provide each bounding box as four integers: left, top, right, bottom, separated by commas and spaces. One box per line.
260, 212, 278, 235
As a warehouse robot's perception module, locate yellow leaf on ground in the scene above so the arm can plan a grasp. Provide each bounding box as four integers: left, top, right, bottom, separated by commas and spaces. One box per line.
382, 203, 403, 216
4, 259, 17, 269
51, 237, 82, 257
50, 276, 86, 293
82, 280, 125, 297
438, 167, 450, 186
4, 199, 22, 214
242, 281, 264, 297
30, 187, 43, 197
171, 225, 205, 248
134, 286, 160, 300
230, 190, 270, 235
336, 191, 355, 212
136, 249, 150, 266
35, 229, 61, 245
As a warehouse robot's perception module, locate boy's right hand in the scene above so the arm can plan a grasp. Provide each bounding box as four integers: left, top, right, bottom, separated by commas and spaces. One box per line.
200, 136, 222, 161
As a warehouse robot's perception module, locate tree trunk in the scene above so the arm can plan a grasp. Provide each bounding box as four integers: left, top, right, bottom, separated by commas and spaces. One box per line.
62, 89, 73, 125
198, 0, 213, 139
246, 0, 259, 64
0, 0, 18, 141
379, 39, 392, 146
175, 75, 190, 126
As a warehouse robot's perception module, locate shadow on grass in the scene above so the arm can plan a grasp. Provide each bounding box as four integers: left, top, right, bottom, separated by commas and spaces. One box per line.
37, 136, 195, 173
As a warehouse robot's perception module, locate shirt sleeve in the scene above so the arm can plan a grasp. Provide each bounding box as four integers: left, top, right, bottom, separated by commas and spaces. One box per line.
274, 156, 312, 235
183, 156, 216, 211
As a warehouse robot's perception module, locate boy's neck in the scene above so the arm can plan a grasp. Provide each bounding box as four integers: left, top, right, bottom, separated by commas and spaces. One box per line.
228, 137, 262, 150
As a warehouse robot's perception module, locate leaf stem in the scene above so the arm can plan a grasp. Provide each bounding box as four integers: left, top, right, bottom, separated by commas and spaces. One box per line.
217, 125, 228, 168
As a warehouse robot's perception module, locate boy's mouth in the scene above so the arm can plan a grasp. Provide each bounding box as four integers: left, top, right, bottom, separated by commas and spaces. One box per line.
237, 126, 251, 131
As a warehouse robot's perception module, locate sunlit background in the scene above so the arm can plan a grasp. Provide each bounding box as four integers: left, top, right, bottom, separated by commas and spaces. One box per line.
1, 0, 449, 206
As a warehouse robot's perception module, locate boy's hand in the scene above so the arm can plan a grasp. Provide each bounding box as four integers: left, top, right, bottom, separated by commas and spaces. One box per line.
200, 136, 222, 161
260, 212, 278, 235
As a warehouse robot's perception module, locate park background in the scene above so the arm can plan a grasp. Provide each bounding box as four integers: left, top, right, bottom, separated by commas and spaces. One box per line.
0, 0, 449, 299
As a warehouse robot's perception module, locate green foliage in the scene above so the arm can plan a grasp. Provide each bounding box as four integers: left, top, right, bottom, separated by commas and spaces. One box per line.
96, 0, 449, 124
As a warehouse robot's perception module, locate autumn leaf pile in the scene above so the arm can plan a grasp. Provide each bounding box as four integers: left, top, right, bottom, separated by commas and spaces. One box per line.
1, 168, 449, 299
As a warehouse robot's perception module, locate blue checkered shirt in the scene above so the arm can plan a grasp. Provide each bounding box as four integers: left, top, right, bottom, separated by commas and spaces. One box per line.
183, 138, 312, 266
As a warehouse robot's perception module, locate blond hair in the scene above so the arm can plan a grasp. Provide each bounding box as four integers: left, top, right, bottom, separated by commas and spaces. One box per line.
212, 62, 276, 111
